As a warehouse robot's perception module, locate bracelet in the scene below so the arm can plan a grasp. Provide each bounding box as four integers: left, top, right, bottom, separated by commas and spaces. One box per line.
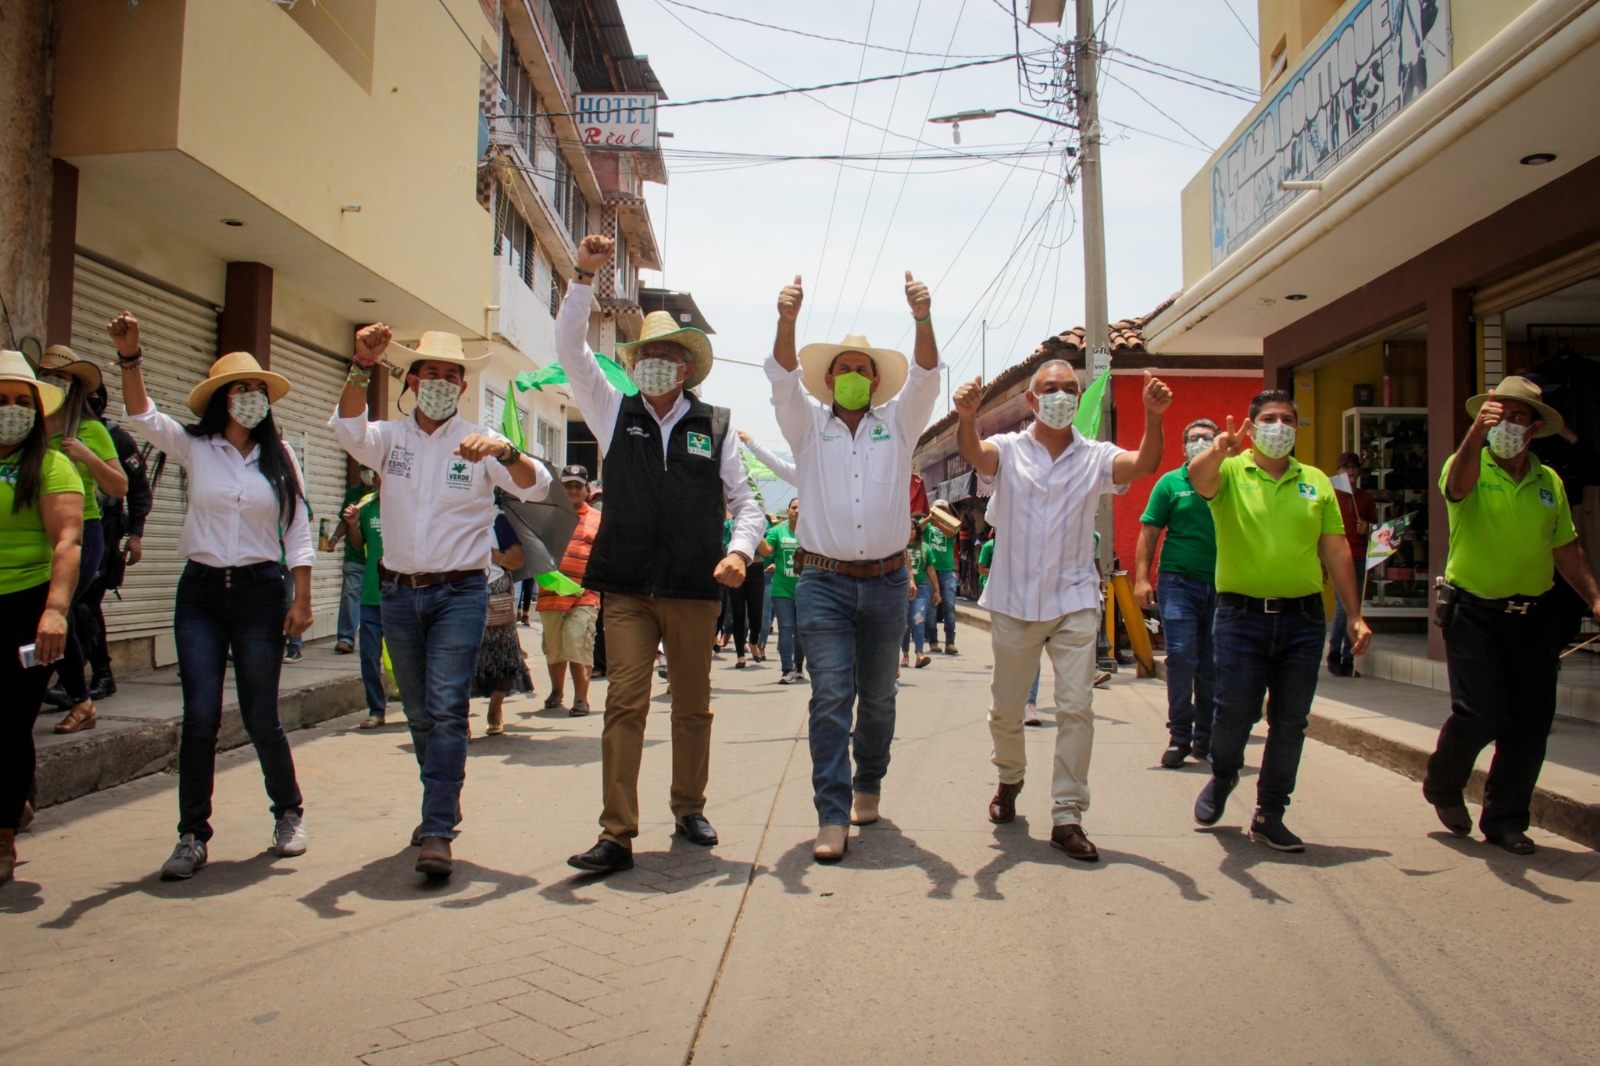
117, 357, 143, 371
346, 364, 372, 387
914, 314, 931, 325
117, 348, 144, 368
574, 267, 595, 280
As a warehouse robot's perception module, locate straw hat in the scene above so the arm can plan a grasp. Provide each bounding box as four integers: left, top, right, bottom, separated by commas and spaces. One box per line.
187, 352, 292, 416
614, 311, 714, 390
389, 331, 491, 374
0, 350, 65, 415
38, 345, 103, 393
796, 334, 908, 407
1466, 375, 1563, 438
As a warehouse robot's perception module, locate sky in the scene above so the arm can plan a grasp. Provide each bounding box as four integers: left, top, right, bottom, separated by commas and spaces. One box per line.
616, 0, 1265, 456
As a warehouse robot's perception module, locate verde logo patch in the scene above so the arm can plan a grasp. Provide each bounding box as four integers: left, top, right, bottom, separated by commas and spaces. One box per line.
445, 459, 473, 490
1297, 482, 1318, 500
686, 432, 714, 458
1539, 487, 1555, 508
870, 424, 892, 443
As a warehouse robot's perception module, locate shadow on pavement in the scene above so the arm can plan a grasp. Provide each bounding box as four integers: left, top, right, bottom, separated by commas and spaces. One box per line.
40, 856, 297, 929
540, 838, 752, 905
465, 731, 641, 769
973, 816, 1210, 903
1428, 832, 1600, 905
297, 847, 540, 918
1199, 826, 1392, 904
766, 819, 965, 899
0, 874, 45, 915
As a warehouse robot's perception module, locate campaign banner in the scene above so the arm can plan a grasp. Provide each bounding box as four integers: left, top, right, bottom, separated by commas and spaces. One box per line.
1366, 511, 1415, 570
574, 93, 659, 150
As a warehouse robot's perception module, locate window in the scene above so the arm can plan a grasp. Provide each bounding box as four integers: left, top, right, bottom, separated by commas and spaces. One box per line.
484, 387, 530, 438
535, 417, 562, 463
492, 187, 538, 294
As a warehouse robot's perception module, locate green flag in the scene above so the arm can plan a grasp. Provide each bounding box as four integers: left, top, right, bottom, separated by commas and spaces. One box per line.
741, 449, 776, 482
515, 352, 637, 397
1073, 368, 1111, 438
500, 391, 525, 451
534, 571, 585, 597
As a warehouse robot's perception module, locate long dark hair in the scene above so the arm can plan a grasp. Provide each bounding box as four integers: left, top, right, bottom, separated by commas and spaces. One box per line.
184, 387, 304, 526
5, 386, 52, 513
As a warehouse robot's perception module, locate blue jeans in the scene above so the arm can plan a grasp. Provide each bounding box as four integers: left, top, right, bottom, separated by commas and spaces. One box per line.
1158, 573, 1217, 745
336, 559, 365, 644
1208, 601, 1325, 818
56, 517, 104, 703
797, 564, 909, 827
773, 595, 804, 675
284, 573, 304, 656
1029, 668, 1040, 705
759, 569, 775, 649
380, 572, 488, 839
359, 603, 386, 716
173, 561, 302, 841
1328, 570, 1366, 665
923, 569, 958, 645
903, 579, 931, 654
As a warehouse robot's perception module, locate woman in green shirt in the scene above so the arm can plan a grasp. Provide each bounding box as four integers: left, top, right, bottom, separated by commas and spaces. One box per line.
36, 347, 127, 734
0, 351, 85, 885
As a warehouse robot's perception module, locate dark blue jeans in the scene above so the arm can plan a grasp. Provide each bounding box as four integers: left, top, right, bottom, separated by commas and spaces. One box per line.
1328, 570, 1366, 665
336, 559, 365, 644
923, 569, 958, 645
56, 517, 104, 703
381, 572, 487, 839
1208, 600, 1325, 818
773, 595, 804, 675
359, 603, 386, 716
173, 561, 302, 842
796, 564, 909, 826
1158, 572, 1217, 745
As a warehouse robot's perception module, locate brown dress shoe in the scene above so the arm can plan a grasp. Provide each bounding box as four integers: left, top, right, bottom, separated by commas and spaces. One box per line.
988, 781, 1023, 824
1050, 824, 1099, 862
0, 828, 15, 885
416, 836, 453, 877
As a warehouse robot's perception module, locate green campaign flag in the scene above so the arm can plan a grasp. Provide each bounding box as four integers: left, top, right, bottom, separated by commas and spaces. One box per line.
1073, 368, 1111, 438
534, 571, 585, 597
515, 352, 637, 397
500, 390, 526, 451
741, 449, 776, 482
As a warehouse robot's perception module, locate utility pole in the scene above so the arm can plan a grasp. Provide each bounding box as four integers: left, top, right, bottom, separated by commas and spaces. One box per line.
1075, 1, 1114, 573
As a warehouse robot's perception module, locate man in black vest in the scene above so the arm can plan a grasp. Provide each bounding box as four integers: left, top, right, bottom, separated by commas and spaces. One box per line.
558, 235, 765, 876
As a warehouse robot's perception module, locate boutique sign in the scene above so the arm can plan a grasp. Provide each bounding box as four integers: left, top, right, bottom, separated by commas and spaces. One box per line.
574, 93, 659, 150
1209, 0, 1451, 268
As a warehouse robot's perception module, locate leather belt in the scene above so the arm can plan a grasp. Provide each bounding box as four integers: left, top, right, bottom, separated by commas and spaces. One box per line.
796, 550, 906, 580
1217, 592, 1323, 615
379, 565, 485, 589
1458, 589, 1539, 615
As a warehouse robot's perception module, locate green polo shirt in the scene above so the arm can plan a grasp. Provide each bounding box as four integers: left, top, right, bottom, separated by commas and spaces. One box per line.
977, 538, 993, 589
764, 523, 800, 599
357, 494, 383, 606
1442, 449, 1575, 599
1206, 453, 1343, 598
921, 524, 955, 572
1140, 463, 1217, 583
51, 421, 118, 521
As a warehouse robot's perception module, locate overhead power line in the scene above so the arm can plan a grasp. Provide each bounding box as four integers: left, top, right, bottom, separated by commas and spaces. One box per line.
1219, 0, 1261, 47
656, 0, 1014, 60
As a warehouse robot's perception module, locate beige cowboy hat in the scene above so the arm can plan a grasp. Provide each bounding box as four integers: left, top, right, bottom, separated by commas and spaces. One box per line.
0, 350, 65, 415
797, 334, 908, 407
37, 345, 103, 393
389, 331, 491, 374
187, 351, 292, 416
614, 311, 714, 390
1466, 375, 1563, 438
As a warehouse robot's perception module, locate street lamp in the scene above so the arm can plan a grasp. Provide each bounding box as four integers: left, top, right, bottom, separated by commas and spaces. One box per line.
929, 108, 1078, 145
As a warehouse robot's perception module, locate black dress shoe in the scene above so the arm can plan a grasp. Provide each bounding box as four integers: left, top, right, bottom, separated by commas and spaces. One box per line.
1160, 743, 1188, 769
568, 840, 634, 873
674, 813, 718, 846
1193, 773, 1239, 827
42, 685, 72, 710
87, 674, 117, 701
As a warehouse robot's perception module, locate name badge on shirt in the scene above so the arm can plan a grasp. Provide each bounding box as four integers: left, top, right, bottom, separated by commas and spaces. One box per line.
686, 432, 714, 459
870, 424, 892, 443
1539, 487, 1555, 508
445, 459, 474, 491
386, 446, 414, 480
1297, 482, 1318, 500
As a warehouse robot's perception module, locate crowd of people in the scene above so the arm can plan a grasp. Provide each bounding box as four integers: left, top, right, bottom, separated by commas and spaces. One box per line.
3, 228, 1597, 887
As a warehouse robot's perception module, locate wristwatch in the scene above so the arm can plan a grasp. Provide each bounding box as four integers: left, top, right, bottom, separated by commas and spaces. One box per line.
497, 442, 522, 466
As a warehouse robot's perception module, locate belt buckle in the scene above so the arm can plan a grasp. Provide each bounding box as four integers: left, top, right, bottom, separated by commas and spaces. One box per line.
1505, 601, 1531, 615
1262, 597, 1283, 615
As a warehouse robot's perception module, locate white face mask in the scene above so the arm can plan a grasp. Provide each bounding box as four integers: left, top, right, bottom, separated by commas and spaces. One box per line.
415, 378, 461, 421
1033, 390, 1078, 430
228, 390, 271, 430
1184, 436, 1214, 461
0, 403, 36, 445
359, 468, 376, 486
1487, 421, 1530, 459
631, 357, 682, 397
1252, 421, 1297, 459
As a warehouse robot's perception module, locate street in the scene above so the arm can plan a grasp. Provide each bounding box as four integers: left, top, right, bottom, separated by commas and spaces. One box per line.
5, 634, 1599, 1066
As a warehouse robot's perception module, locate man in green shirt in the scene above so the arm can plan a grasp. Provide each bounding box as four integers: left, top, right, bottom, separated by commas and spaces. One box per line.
345, 488, 387, 729
921, 503, 958, 653
1136, 419, 1220, 769
1189, 390, 1369, 852
328, 470, 375, 654
757, 498, 805, 682
1424, 377, 1600, 855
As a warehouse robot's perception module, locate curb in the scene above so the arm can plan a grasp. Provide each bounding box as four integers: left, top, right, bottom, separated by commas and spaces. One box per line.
35, 675, 370, 810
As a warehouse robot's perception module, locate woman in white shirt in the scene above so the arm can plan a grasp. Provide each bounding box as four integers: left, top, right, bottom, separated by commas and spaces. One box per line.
108, 313, 314, 882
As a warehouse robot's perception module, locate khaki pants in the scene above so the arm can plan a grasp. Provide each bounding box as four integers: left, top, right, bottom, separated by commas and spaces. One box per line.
987, 608, 1098, 826
598, 593, 721, 844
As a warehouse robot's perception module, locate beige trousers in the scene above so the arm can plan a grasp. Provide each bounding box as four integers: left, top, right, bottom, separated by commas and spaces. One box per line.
987, 608, 1098, 826
597, 593, 721, 844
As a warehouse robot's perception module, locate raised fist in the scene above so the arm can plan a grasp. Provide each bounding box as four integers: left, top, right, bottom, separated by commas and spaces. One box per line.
354, 323, 391, 366
106, 312, 141, 357
577, 235, 615, 275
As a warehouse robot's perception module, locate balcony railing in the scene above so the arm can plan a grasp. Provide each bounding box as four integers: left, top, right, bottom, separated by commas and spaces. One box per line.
527, 0, 579, 104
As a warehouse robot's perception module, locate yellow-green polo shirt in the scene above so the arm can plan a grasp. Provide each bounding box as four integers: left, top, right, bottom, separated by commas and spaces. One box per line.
1442, 449, 1575, 600
1205, 452, 1343, 598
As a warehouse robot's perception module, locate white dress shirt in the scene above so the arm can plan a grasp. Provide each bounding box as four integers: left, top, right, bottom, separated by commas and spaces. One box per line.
765, 355, 943, 561
979, 428, 1127, 622
330, 409, 550, 574
555, 280, 764, 559
129, 403, 314, 570
742, 437, 797, 486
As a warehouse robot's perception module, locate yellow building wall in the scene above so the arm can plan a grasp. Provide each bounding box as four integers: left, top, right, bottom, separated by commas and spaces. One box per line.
1312, 344, 1383, 470
1451, 0, 1539, 59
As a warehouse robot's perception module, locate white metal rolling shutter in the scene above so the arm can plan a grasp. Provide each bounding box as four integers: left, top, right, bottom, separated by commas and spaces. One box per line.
70, 254, 219, 640
269, 332, 352, 634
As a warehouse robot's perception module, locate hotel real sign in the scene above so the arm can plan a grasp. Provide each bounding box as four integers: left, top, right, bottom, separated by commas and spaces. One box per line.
574, 93, 659, 150
1210, 0, 1451, 268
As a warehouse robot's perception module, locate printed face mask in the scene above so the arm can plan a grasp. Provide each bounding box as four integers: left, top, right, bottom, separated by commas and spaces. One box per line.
415, 378, 461, 421
1487, 421, 1530, 459
360, 468, 376, 486
631, 357, 682, 397
1184, 436, 1214, 461
1033, 390, 1078, 430
832, 371, 873, 411
0, 403, 36, 445
228, 390, 271, 430
1252, 421, 1297, 458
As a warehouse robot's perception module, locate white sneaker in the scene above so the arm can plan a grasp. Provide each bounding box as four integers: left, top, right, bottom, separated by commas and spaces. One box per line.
273, 812, 308, 857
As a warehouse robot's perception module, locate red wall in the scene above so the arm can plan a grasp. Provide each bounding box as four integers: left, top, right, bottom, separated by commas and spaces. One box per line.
1109, 374, 1263, 570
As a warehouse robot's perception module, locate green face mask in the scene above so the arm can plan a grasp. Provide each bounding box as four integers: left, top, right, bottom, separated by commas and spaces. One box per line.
832, 371, 873, 411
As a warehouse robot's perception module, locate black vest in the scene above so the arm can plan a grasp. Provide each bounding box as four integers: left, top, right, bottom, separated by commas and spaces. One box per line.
583, 392, 730, 601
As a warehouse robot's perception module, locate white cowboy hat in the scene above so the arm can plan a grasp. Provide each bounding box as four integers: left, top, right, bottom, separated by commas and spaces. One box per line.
615, 311, 714, 390
796, 334, 908, 406
38, 345, 103, 393
389, 331, 491, 374
187, 351, 292, 416
0, 350, 65, 415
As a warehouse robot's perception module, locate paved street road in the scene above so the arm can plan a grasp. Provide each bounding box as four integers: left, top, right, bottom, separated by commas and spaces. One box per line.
5, 635, 1599, 1065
